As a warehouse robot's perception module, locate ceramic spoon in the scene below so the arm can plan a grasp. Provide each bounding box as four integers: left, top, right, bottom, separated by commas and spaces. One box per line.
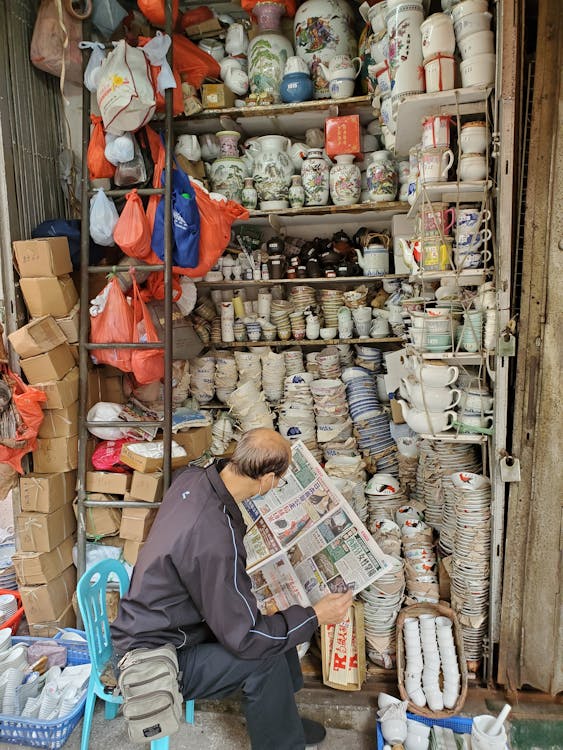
490, 703, 512, 736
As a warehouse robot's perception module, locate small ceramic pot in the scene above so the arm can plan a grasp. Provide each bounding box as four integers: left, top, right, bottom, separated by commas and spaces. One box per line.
460, 121, 489, 153
460, 52, 496, 87
424, 53, 456, 93
329, 77, 355, 99
458, 29, 495, 59
241, 177, 258, 209
420, 12, 455, 60
280, 72, 314, 103
421, 115, 451, 149
459, 153, 488, 181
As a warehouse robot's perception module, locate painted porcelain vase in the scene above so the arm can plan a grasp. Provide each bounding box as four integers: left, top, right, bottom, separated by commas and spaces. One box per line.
241, 177, 258, 209
248, 1, 294, 103
247, 134, 294, 207
301, 148, 330, 205
294, 0, 357, 99
209, 156, 248, 203
329, 154, 361, 205
366, 150, 398, 202
289, 175, 305, 207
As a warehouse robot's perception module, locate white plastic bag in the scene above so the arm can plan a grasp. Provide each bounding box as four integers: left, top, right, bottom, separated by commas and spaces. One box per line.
87, 402, 127, 439
79, 42, 106, 92
90, 189, 119, 246
97, 40, 156, 135
141, 32, 176, 95
105, 133, 135, 165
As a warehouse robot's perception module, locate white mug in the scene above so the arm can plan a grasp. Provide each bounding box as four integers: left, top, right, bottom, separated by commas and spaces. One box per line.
456, 206, 491, 231
456, 227, 492, 250
420, 147, 454, 183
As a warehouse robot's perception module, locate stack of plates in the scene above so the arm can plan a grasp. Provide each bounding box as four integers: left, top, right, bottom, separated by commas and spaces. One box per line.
289, 285, 316, 314
361, 555, 405, 668
354, 344, 383, 372
450, 472, 491, 667
0, 545, 17, 592
319, 289, 344, 328
0, 594, 18, 626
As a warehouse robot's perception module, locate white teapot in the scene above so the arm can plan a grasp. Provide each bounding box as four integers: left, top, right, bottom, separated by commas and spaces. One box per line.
398, 400, 457, 434
401, 377, 461, 411
319, 54, 362, 81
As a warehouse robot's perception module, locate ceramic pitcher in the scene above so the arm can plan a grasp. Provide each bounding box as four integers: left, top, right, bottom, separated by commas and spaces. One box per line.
247, 135, 294, 205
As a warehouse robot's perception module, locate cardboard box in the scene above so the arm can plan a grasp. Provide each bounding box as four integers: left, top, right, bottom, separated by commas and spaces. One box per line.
119, 441, 191, 473
16, 504, 76, 552
181, 83, 203, 117
19, 275, 79, 317
175, 153, 206, 181
184, 17, 223, 39
173, 425, 212, 461
28, 601, 76, 637
201, 83, 235, 110
33, 434, 78, 473
20, 565, 76, 624
390, 396, 406, 424
102, 375, 126, 404
8, 316, 66, 358
325, 115, 361, 159
86, 471, 131, 495
20, 471, 76, 513
54, 304, 80, 344
76, 496, 122, 539
19, 342, 75, 385
35, 367, 79, 409
120, 507, 157, 542
12, 536, 74, 586
129, 471, 163, 503
13, 237, 72, 278
123, 539, 144, 566
38, 401, 79, 439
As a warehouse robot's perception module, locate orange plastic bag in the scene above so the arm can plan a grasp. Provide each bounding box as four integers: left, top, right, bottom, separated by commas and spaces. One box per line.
138, 36, 184, 115
172, 33, 221, 89
87, 115, 115, 180
90, 277, 134, 372
138, 0, 179, 28
131, 280, 164, 384
0, 371, 46, 474
113, 189, 152, 259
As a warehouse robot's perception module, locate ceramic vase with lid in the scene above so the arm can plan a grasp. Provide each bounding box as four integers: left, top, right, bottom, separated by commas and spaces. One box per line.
247, 135, 295, 208
241, 177, 258, 209
329, 154, 361, 205
248, 1, 294, 103
366, 150, 398, 202
301, 148, 330, 206
289, 175, 305, 207
294, 0, 357, 99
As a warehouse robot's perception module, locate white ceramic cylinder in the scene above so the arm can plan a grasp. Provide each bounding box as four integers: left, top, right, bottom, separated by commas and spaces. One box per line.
424, 53, 456, 93
421, 12, 456, 60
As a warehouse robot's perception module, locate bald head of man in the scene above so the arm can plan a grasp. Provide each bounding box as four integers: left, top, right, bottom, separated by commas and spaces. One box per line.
228, 428, 292, 481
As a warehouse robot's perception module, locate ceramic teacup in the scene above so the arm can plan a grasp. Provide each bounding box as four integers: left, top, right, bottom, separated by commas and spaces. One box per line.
420, 147, 454, 183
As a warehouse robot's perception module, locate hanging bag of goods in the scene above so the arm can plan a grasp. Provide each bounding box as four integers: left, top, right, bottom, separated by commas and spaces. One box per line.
137, 0, 180, 28
97, 40, 156, 135
30, 0, 84, 84
131, 278, 164, 384
113, 189, 152, 259
87, 115, 116, 180
0, 370, 46, 474
90, 276, 134, 372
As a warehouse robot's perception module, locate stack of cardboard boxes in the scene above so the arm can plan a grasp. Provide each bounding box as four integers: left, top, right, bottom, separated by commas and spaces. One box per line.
9, 238, 79, 635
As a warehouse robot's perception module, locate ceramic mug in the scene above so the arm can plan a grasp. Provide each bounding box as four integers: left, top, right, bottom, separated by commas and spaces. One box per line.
419, 202, 455, 234
420, 147, 454, 183
456, 206, 491, 231
421, 115, 451, 149
456, 227, 492, 250
459, 153, 488, 181
454, 247, 492, 269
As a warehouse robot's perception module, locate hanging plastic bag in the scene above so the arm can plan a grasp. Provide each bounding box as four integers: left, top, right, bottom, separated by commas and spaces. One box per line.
105, 133, 135, 165
90, 277, 134, 371
172, 33, 221, 89
138, 33, 183, 115
137, 0, 179, 28
87, 402, 129, 440
79, 42, 106, 91
92, 0, 128, 37
114, 136, 149, 187
0, 371, 46, 474
152, 162, 200, 268
113, 189, 152, 259
90, 189, 119, 246
131, 280, 164, 384
87, 116, 116, 180
30, 0, 83, 84
97, 40, 156, 135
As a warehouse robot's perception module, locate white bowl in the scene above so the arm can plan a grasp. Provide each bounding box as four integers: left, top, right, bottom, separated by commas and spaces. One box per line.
405, 734, 430, 750
407, 720, 431, 738
451, 0, 489, 24
381, 718, 408, 744
320, 327, 338, 340
455, 11, 493, 42
460, 53, 496, 87
377, 692, 401, 709
458, 29, 495, 59
408, 688, 427, 707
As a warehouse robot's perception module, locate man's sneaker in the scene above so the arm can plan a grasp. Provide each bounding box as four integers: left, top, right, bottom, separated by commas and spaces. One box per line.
302, 717, 327, 748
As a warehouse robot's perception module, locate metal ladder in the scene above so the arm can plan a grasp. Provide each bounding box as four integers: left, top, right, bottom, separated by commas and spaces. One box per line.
76, 2, 176, 582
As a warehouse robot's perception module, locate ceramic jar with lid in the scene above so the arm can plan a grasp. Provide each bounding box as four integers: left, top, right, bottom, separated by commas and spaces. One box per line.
248, 1, 294, 103
366, 150, 398, 202
301, 148, 330, 206
329, 154, 361, 206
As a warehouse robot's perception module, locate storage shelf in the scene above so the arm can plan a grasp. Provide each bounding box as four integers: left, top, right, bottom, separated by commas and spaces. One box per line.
407, 181, 493, 217
410, 268, 491, 286
421, 351, 490, 366
197, 274, 408, 289
207, 337, 402, 349
418, 432, 487, 444
246, 200, 408, 219
395, 87, 493, 154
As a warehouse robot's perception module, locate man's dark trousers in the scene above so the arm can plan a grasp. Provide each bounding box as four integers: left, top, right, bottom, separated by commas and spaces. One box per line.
179, 644, 307, 750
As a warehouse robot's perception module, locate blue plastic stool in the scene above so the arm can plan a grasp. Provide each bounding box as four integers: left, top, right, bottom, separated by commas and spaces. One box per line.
77, 559, 194, 750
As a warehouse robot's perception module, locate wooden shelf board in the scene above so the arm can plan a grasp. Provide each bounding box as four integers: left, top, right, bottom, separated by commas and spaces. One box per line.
197, 275, 407, 288
208, 337, 403, 349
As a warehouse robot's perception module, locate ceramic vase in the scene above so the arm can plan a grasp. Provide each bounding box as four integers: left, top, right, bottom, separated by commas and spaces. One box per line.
289, 175, 305, 207
209, 156, 248, 203
301, 148, 330, 206
247, 134, 294, 208
216, 130, 240, 158
366, 150, 398, 203
329, 154, 361, 205
386, 1, 425, 97
241, 177, 258, 209
248, 1, 294, 103
294, 0, 357, 99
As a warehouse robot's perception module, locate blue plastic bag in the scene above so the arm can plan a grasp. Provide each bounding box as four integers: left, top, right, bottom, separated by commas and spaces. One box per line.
152, 163, 200, 268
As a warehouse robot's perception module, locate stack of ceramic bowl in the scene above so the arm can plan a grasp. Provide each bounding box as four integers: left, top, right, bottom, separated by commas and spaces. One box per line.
324, 454, 366, 485
336, 344, 354, 368
343, 287, 368, 310
210, 316, 222, 344
284, 348, 305, 376
402, 616, 427, 708
319, 289, 344, 328
450, 471, 491, 669
288, 310, 305, 340
214, 351, 238, 403
278, 373, 317, 448
289, 285, 316, 314
365, 474, 407, 528
190, 354, 216, 403
361, 555, 405, 668
419, 614, 445, 711
305, 352, 320, 377
354, 344, 383, 372
210, 415, 234, 456
331, 477, 368, 525
396, 437, 419, 501
0, 545, 17, 591
372, 518, 402, 557
316, 347, 341, 379
456, 309, 483, 353
0, 594, 17, 626
234, 351, 262, 391
452, 0, 496, 88
408, 308, 456, 354
310, 379, 352, 447
270, 299, 293, 340
226, 380, 274, 431
260, 351, 286, 403
399, 515, 439, 604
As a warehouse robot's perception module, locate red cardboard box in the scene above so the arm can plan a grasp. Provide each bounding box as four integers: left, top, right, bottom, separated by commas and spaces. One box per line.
325, 115, 361, 159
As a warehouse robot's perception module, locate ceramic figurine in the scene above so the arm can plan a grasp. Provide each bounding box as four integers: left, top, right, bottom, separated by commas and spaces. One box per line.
301, 148, 330, 206
248, 1, 294, 103
329, 154, 361, 205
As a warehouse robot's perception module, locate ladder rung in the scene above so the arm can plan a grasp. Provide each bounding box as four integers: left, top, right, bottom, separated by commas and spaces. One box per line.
88, 264, 165, 273
85, 342, 165, 350
88, 188, 165, 198
85, 420, 164, 429
81, 500, 162, 509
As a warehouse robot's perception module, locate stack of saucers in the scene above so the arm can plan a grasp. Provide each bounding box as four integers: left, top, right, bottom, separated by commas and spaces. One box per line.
335, 344, 354, 368
450, 471, 491, 669
278, 373, 316, 447
0, 594, 17, 626
270, 299, 293, 340
319, 289, 344, 328
284, 348, 305, 377
261, 351, 286, 403
398, 513, 439, 605
214, 351, 238, 403
310, 379, 352, 447
365, 474, 407, 528
361, 555, 405, 668
0, 545, 17, 592
354, 344, 383, 372
235, 351, 262, 390
190, 354, 216, 403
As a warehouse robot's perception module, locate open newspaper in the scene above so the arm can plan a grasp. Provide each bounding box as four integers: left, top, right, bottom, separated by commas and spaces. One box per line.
242, 441, 391, 614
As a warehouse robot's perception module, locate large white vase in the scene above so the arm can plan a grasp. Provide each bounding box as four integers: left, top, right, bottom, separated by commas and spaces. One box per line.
248, 2, 294, 103
294, 0, 358, 99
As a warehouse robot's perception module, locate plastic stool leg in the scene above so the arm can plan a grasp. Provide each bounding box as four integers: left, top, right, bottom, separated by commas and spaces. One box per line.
185, 700, 195, 724
81, 690, 96, 750
150, 738, 170, 750
104, 699, 120, 720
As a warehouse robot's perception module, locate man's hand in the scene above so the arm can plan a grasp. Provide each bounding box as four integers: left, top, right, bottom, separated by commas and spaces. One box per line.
313, 591, 354, 625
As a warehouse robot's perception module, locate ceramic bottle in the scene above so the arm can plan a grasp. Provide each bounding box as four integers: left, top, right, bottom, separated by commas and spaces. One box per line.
241, 177, 258, 209
289, 175, 305, 207
329, 154, 361, 205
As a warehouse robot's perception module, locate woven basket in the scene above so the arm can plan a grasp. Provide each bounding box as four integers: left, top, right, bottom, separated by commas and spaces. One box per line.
396, 602, 468, 719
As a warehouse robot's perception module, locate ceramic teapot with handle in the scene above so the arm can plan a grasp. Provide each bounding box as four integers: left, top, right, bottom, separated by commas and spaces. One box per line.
319, 54, 362, 81
398, 400, 457, 434
355, 232, 390, 277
